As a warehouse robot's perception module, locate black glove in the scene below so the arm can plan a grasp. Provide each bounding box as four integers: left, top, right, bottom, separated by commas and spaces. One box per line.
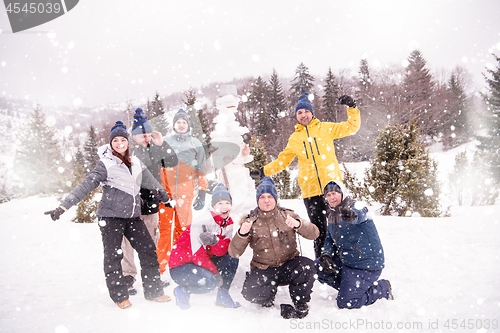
199, 225, 218, 246
339, 207, 357, 222
193, 190, 206, 211
249, 167, 265, 180
338, 95, 356, 108
44, 206, 65, 221
319, 253, 339, 276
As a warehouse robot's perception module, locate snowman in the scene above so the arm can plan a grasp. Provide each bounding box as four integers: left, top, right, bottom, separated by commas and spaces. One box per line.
210, 85, 256, 217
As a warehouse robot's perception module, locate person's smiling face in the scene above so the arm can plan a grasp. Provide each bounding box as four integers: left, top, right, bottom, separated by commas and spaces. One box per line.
174, 119, 189, 133
296, 109, 313, 126
111, 136, 128, 156
213, 200, 232, 219
325, 191, 342, 208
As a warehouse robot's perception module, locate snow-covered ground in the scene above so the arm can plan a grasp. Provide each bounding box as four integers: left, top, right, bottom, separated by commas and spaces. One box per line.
1, 145, 499, 333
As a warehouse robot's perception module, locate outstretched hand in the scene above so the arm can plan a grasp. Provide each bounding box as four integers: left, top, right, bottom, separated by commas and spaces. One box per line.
339, 207, 357, 222
44, 206, 65, 221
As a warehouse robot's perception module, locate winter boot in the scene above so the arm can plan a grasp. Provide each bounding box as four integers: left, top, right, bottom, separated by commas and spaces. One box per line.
215, 288, 240, 308
173, 285, 191, 310
280, 303, 309, 319
117, 299, 132, 309
123, 275, 137, 296
386, 280, 394, 300
294, 302, 309, 319
147, 294, 171, 303
280, 304, 296, 319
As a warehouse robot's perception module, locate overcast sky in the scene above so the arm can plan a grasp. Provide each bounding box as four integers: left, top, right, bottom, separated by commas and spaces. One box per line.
1, 0, 499, 108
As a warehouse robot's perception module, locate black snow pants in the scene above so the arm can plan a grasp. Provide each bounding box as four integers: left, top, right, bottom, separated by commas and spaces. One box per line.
99, 216, 164, 303
303, 195, 328, 258
241, 256, 316, 306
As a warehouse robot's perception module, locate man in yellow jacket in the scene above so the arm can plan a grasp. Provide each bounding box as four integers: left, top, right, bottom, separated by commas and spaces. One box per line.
250, 92, 360, 258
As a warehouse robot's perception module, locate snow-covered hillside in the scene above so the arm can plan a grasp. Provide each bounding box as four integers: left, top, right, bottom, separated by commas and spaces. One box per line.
0, 147, 499, 333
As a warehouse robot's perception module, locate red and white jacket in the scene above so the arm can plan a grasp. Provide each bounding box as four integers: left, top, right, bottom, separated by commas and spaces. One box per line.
168, 210, 234, 274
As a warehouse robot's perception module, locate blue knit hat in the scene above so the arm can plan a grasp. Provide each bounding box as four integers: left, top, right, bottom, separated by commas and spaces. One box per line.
256, 176, 278, 202
110, 121, 129, 143
211, 183, 232, 207
131, 108, 153, 135
295, 92, 314, 115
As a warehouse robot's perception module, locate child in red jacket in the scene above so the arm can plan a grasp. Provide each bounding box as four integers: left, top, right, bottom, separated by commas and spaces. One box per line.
169, 184, 240, 309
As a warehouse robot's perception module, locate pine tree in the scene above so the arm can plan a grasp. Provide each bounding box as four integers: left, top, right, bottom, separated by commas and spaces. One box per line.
71, 162, 100, 223
244, 134, 268, 188
184, 88, 204, 141
402, 50, 436, 135
0, 161, 13, 203
469, 151, 499, 205
448, 151, 471, 206
478, 54, 500, 186
272, 169, 292, 199
289, 176, 301, 199
442, 67, 472, 148
267, 69, 287, 156
149, 91, 170, 135
448, 151, 498, 206
248, 77, 270, 139
359, 59, 372, 93
74, 147, 85, 169
83, 125, 99, 174
363, 120, 441, 217
15, 104, 64, 195
290, 62, 315, 98
321, 67, 341, 122
124, 98, 134, 127
183, 88, 213, 156
341, 163, 368, 202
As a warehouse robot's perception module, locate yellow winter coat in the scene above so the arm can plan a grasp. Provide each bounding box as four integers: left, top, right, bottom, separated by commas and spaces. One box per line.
263, 107, 360, 198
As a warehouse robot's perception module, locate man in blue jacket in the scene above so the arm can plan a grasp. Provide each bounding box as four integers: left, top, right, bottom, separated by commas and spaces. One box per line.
316, 180, 393, 309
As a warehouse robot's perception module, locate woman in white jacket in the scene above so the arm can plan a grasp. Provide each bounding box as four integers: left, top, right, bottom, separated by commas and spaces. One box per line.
44, 121, 173, 309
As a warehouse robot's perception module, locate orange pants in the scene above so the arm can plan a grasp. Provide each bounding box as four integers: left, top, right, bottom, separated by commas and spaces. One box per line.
157, 197, 194, 274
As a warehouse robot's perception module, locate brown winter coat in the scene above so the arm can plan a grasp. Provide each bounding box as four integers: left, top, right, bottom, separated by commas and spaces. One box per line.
228, 206, 319, 270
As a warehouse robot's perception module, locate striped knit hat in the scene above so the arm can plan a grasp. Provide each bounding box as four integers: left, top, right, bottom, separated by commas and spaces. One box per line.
110, 121, 129, 143
131, 108, 153, 135
295, 92, 314, 115
173, 109, 190, 133
256, 176, 278, 202
211, 183, 232, 207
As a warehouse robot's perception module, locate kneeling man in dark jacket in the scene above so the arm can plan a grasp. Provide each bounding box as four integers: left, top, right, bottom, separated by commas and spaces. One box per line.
316, 180, 394, 309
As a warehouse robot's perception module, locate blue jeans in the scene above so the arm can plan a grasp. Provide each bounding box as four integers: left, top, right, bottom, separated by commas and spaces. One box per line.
170, 253, 238, 294
315, 255, 390, 309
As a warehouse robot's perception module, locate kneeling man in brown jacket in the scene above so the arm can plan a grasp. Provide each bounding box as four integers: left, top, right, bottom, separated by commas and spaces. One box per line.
229, 177, 319, 319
